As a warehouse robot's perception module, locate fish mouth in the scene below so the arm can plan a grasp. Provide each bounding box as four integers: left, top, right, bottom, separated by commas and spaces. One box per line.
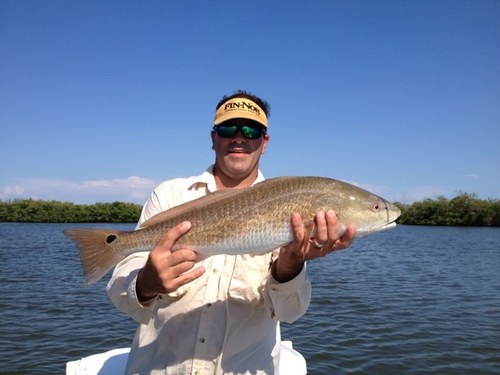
356, 222, 397, 237
386, 202, 401, 222
378, 222, 397, 231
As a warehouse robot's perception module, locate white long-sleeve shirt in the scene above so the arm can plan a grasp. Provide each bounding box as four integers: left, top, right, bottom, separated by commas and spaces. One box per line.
107, 166, 311, 374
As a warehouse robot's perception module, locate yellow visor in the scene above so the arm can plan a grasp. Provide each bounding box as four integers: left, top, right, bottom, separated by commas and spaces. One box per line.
213, 98, 267, 128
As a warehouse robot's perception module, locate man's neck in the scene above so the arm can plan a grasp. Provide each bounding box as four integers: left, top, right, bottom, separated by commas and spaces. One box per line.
213, 166, 259, 190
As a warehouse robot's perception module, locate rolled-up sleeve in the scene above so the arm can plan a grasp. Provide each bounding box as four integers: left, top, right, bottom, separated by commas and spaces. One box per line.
263, 263, 311, 324
106, 251, 155, 324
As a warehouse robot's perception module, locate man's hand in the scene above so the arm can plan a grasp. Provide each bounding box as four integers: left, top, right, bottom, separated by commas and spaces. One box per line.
136, 221, 205, 303
272, 210, 356, 283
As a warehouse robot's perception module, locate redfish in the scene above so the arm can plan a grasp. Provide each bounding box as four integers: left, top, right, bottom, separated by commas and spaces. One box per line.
64, 176, 400, 284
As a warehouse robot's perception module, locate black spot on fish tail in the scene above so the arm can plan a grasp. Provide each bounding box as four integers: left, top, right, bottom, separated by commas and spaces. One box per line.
106, 234, 117, 244
63, 228, 126, 284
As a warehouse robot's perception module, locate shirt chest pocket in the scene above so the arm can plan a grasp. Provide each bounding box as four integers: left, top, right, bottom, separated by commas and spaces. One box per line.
228, 253, 273, 306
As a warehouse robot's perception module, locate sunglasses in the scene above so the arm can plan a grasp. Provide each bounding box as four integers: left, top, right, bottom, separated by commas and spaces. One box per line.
214, 123, 266, 140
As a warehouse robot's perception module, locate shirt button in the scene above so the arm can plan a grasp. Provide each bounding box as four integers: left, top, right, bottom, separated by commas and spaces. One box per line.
199, 338, 205, 343
212, 268, 218, 274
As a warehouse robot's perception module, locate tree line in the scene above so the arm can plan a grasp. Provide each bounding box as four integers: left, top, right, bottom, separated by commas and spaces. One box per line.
0, 193, 499, 226
395, 193, 499, 227
0, 199, 142, 223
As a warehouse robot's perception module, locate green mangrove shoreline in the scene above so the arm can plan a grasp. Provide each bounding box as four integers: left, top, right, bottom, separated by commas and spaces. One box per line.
0, 200, 142, 223
396, 193, 499, 227
1, 193, 499, 226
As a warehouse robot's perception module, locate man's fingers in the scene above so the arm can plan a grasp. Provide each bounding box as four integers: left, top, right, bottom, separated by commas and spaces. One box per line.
157, 221, 192, 249
137, 222, 202, 300
168, 254, 198, 275
175, 266, 205, 286
335, 224, 356, 249
162, 266, 205, 293
310, 210, 338, 247
168, 248, 198, 264
290, 212, 305, 243
312, 211, 326, 244
306, 210, 357, 257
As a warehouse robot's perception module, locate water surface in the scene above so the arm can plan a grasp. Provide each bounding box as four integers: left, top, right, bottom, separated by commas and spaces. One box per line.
0, 224, 499, 374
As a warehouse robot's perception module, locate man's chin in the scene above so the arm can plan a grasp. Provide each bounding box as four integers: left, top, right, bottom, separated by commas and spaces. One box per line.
225, 153, 250, 163
222, 158, 253, 173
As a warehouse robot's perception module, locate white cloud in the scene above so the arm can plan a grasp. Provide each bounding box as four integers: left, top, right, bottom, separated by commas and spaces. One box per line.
459, 173, 481, 180
0, 176, 158, 204
390, 186, 451, 204
0, 185, 26, 197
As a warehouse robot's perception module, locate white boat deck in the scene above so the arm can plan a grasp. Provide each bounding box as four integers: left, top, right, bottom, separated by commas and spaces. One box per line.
66, 340, 307, 374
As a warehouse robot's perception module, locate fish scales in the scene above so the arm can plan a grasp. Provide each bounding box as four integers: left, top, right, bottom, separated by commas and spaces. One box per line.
64, 176, 401, 284
130, 177, 322, 254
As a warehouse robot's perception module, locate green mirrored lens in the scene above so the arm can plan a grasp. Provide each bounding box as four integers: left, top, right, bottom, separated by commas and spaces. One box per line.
241, 125, 262, 139
217, 125, 238, 138
216, 124, 263, 139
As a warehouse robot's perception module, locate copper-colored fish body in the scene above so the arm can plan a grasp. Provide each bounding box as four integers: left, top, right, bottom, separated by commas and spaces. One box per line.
64, 176, 400, 284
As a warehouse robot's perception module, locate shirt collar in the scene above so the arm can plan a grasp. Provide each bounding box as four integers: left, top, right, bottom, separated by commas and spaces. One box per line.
190, 164, 265, 193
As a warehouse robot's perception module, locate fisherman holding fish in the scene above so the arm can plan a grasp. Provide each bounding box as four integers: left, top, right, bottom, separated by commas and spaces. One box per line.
105, 90, 357, 374
65, 90, 400, 373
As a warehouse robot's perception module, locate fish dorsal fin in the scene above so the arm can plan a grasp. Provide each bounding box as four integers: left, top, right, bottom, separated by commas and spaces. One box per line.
139, 188, 245, 229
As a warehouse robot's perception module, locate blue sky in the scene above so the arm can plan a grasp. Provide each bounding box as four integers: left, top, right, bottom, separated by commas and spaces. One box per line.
1, 0, 499, 204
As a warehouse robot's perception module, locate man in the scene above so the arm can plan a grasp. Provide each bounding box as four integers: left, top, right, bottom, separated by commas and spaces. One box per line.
107, 90, 356, 374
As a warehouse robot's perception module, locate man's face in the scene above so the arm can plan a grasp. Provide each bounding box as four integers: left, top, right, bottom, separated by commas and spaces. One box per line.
211, 121, 269, 181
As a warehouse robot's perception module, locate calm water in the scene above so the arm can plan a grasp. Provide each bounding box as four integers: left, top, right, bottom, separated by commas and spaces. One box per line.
1, 223, 499, 374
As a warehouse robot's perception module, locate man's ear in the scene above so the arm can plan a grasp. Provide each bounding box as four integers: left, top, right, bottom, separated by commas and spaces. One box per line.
210, 130, 216, 150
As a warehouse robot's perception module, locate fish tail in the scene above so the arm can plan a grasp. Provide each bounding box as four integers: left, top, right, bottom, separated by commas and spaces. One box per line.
64, 228, 125, 285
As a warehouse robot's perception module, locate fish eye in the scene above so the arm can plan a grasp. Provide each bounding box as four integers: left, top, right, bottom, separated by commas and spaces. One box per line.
373, 204, 380, 210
